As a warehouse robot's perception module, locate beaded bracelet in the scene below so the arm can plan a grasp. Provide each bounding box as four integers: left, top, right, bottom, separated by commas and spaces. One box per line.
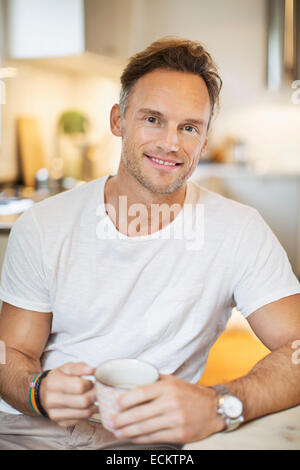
29, 370, 50, 418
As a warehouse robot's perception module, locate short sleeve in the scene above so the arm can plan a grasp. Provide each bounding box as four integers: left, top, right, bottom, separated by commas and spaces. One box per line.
0, 209, 51, 312
232, 209, 300, 318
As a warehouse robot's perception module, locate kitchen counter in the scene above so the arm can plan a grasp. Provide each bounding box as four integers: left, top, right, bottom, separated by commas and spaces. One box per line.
183, 404, 300, 450
0, 180, 85, 233
0, 187, 43, 232
192, 163, 300, 180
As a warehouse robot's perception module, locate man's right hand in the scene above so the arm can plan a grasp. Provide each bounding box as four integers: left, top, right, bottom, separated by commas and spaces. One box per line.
39, 362, 98, 428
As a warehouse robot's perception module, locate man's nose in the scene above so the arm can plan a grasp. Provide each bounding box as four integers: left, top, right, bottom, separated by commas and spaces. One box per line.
157, 124, 180, 152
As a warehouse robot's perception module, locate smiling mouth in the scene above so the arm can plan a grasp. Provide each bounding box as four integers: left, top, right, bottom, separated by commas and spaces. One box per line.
145, 154, 182, 167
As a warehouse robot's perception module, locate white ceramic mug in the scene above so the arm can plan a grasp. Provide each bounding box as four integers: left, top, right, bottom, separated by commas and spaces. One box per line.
94, 358, 159, 432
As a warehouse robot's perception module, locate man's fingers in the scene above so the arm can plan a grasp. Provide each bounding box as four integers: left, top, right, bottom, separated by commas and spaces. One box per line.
111, 398, 169, 429
60, 362, 95, 377
45, 388, 97, 410
49, 376, 94, 395
117, 380, 168, 411
113, 413, 176, 440
47, 370, 95, 395
49, 405, 98, 425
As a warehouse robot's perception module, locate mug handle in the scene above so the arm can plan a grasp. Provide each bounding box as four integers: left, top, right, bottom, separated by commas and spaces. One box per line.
83, 374, 99, 407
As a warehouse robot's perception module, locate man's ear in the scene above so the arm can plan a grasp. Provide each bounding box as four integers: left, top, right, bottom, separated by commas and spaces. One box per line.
110, 104, 122, 137
200, 135, 208, 156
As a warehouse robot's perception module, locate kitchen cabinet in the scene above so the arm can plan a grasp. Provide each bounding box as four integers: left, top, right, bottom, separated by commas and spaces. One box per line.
3, 0, 137, 63
84, 0, 137, 61
5, 0, 84, 59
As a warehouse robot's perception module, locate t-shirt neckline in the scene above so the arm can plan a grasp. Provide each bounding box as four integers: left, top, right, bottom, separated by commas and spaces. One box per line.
99, 174, 192, 242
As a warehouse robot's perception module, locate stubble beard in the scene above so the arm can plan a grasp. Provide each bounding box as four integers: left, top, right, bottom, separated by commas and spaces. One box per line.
121, 142, 190, 195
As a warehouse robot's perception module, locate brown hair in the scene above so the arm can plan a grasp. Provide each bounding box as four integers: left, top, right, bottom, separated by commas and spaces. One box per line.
120, 37, 222, 129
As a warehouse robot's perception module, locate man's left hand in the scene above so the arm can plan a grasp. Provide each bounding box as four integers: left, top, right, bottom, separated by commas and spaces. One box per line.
107, 374, 225, 444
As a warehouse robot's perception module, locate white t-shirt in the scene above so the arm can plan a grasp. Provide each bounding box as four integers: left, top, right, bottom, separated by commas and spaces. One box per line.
0, 174, 299, 415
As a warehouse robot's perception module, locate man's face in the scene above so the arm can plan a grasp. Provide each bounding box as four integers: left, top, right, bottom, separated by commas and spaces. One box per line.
111, 69, 211, 194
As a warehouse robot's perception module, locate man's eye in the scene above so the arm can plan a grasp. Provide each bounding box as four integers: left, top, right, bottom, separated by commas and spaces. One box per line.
183, 125, 197, 133
146, 116, 157, 124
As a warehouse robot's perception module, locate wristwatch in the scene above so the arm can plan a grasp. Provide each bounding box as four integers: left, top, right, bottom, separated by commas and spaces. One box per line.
211, 384, 244, 432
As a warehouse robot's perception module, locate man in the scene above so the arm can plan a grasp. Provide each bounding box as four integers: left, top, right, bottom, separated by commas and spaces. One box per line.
0, 37, 299, 450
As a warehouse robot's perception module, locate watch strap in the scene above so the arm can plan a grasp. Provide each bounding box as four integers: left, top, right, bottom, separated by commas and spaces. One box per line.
211, 384, 244, 432
222, 415, 244, 432
212, 384, 231, 396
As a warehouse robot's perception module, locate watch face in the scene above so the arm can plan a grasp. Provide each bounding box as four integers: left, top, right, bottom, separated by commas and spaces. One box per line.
223, 396, 243, 419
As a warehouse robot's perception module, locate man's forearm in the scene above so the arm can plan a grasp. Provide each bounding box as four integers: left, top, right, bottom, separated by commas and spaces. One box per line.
224, 339, 300, 423
0, 347, 42, 415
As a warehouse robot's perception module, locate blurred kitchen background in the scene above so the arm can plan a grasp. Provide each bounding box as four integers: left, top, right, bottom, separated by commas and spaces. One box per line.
0, 0, 299, 385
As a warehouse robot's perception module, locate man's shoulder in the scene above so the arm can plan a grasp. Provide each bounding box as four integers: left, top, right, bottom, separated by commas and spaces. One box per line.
188, 179, 258, 221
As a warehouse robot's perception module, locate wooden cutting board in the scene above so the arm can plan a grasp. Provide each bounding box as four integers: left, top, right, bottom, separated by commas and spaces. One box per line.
17, 117, 46, 187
